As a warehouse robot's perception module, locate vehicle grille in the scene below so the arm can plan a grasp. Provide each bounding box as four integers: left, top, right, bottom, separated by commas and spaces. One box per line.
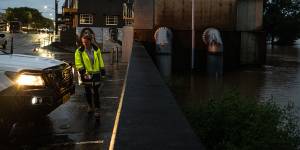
43, 63, 73, 94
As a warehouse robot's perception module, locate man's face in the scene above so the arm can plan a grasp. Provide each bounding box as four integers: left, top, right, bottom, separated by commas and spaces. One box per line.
82, 38, 91, 48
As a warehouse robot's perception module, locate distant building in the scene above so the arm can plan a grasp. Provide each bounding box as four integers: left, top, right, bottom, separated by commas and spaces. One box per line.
61, 0, 134, 49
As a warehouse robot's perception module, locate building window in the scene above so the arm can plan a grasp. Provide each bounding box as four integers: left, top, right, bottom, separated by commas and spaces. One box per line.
106, 16, 118, 26
80, 14, 93, 24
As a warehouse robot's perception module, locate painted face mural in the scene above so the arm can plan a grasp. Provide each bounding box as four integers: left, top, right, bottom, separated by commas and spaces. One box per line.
202, 28, 223, 53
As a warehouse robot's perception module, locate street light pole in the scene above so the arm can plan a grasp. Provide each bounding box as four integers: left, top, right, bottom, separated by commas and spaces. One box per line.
10, 32, 13, 54
55, 0, 58, 35
191, 0, 195, 69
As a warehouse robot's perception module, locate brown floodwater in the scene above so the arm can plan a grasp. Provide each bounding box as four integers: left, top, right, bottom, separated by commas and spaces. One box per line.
156, 40, 300, 113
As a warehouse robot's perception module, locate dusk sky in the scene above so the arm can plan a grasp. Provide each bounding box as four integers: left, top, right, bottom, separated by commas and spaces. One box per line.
0, 0, 64, 19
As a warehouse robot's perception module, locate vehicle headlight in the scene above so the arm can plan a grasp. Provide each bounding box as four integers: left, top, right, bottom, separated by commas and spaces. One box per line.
16, 74, 45, 86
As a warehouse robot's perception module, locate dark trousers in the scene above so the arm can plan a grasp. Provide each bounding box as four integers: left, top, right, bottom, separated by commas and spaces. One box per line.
84, 85, 100, 109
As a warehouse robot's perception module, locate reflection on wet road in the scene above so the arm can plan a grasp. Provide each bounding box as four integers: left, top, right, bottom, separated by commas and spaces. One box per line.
0, 32, 126, 150
5, 33, 52, 54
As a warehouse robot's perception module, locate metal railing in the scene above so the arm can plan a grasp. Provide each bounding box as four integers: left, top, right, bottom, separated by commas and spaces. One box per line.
111, 46, 121, 65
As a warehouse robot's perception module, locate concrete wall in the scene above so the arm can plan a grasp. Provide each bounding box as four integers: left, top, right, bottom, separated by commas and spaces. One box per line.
122, 26, 134, 62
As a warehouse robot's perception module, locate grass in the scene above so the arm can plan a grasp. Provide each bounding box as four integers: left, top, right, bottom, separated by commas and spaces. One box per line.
183, 90, 300, 150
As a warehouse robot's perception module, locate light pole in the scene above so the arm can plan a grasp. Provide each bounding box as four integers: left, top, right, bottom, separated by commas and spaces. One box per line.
191, 0, 195, 69
10, 31, 13, 54
55, 0, 58, 35
43, 1, 58, 39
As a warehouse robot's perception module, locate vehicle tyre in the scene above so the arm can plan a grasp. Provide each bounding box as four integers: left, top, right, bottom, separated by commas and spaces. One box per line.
0, 119, 14, 141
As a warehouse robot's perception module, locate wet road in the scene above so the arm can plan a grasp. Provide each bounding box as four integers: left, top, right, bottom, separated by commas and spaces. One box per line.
0, 32, 126, 149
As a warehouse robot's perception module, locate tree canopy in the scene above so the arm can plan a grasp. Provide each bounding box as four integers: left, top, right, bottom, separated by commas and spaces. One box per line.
264, 0, 300, 45
4, 7, 53, 29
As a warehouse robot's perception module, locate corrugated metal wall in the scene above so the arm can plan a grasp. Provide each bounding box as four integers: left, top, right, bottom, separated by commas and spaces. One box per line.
155, 0, 191, 30
133, 0, 265, 67
237, 0, 264, 65
195, 0, 236, 30
136, 0, 263, 31
134, 0, 154, 29
154, 0, 236, 30
236, 0, 263, 31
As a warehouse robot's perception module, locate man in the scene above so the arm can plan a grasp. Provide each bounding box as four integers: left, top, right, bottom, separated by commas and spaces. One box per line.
75, 34, 106, 118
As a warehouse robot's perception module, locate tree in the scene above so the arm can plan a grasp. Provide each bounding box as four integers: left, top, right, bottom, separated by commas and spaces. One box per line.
4, 7, 53, 29
264, 0, 300, 45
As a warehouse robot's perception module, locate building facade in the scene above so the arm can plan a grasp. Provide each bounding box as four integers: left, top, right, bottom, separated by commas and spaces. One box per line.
61, 0, 133, 50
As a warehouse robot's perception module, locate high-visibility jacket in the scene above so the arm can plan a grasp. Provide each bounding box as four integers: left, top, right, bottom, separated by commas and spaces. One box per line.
75, 44, 105, 75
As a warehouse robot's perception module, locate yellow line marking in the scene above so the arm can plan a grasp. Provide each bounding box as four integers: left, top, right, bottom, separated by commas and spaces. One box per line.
50, 140, 104, 146
109, 63, 130, 150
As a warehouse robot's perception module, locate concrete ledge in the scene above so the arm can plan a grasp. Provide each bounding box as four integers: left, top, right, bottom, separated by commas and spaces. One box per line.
114, 42, 204, 150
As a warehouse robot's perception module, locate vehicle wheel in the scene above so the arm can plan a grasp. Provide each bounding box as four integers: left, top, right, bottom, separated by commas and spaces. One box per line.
0, 119, 14, 141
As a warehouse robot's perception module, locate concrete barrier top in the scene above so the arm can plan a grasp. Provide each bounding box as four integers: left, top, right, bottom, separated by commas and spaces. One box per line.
114, 42, 204, 150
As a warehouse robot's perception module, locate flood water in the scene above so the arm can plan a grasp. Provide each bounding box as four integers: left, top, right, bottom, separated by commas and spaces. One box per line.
156, 40, 300, 114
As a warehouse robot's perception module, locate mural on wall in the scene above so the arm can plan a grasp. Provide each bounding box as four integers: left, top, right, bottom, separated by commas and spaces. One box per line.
202, 27, 223, 53
76, 27, 123, 52
202, 27, 223, 77
154, 27, 173, 54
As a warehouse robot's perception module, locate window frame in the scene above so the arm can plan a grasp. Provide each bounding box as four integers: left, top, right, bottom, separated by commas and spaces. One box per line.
79, 13, 93, 25
105, 16, 118, 26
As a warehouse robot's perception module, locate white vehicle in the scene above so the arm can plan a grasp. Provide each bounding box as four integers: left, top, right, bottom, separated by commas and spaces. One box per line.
0, 33, 7, 49
0, 49, 75, 135
39, 28, 50, 33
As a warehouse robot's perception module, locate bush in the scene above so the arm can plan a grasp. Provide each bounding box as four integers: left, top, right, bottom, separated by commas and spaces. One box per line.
184, 90, 300, 150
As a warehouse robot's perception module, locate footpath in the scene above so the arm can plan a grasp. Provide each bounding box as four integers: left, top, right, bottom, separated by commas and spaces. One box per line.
51, 41, 203, 150
47, 42, 127, 150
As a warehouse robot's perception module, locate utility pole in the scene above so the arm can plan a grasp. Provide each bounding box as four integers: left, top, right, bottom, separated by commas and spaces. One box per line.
191, 0, 195, 69
10, 32, 13, 54
55, 0, 58, 35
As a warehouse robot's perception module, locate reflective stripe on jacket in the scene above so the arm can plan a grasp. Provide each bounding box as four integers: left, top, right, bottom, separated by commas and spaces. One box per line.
75, 44, 105, 74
